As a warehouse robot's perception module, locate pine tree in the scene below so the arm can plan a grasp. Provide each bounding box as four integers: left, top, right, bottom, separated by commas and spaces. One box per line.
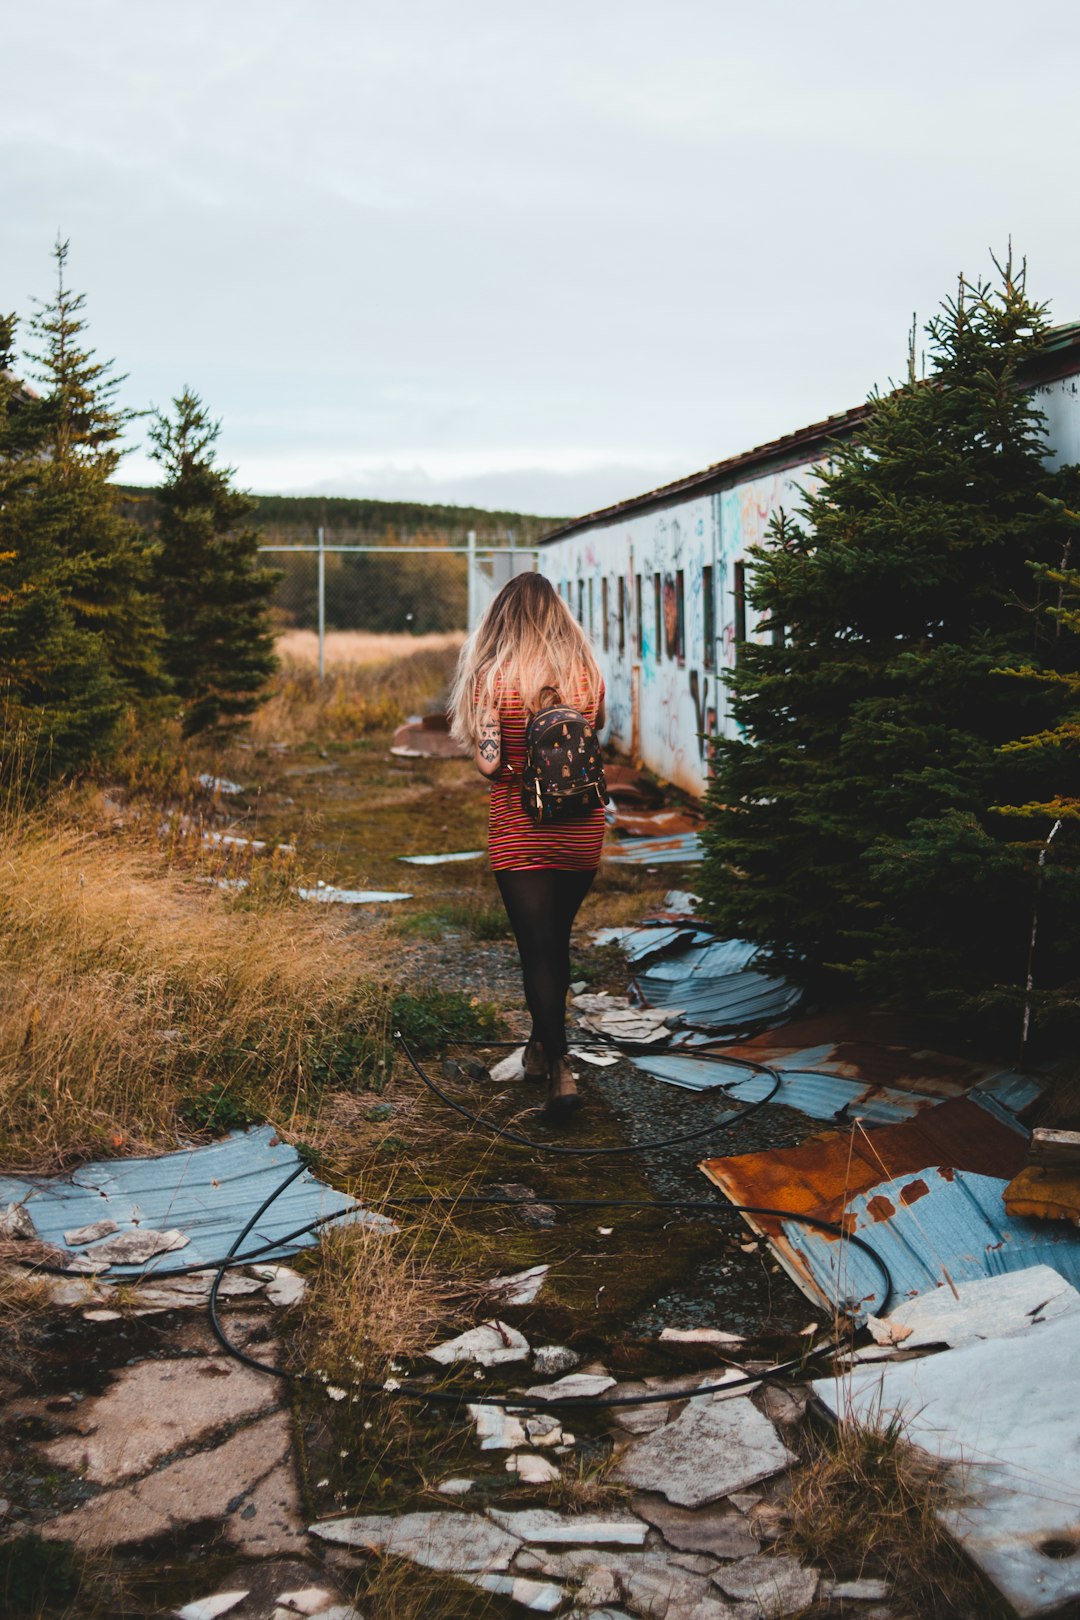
149, 388, 279, 735
26, 239, 163, 699
700, 256, 1078, 1026
0, 311, 122, 783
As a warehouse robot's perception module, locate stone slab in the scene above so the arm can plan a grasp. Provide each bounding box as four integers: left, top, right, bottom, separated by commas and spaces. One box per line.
42, 1355, 278, 1483
609, 1396, 795, 1508
512, 1547, 753, 1619
814, 1311, 1080, 1618
427, 1320, 530, 1366
632, 1494, 760, 1559
489, 1508, 647, 1545
712, 1555, 819, 1617
39, 1410, 304, 1553
309, 1510, 521, 1573
866, 1263, 1080, 1351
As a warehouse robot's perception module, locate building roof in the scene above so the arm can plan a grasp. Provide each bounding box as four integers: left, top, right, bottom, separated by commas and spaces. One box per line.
540, 320, 1080, 545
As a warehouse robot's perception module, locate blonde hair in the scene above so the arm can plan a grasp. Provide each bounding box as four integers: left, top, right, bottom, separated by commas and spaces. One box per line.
449, 573, 602, 746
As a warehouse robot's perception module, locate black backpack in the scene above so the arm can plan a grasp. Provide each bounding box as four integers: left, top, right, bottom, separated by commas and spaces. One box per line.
521, 702, 607, 823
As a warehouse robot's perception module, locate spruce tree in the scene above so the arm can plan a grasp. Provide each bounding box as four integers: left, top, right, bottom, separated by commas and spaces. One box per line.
700, 256, 1078, 1025
149, 388, 279, 735
0, 312, 122, 783
26, 239, 163, 699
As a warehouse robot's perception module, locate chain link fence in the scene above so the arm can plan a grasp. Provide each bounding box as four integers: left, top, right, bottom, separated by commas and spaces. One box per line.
261, 531, 538, 667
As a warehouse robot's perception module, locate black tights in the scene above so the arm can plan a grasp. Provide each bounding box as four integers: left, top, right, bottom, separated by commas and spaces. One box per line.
495, 868, 596, 1063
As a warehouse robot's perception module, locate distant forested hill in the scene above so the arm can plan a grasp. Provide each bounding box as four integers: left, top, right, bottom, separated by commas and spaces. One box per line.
116, 485, 561, 633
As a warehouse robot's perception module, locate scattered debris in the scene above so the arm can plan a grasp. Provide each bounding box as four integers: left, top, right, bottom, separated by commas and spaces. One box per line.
607, 807, 702, 838
488, 1508, 648, 1546
602, 763, 665, 807
275, 1590, 337, 1616
484, 1265, 550, 1306
814, 1311, 1080, 1617
866, 1264, 1080, 1350
175, 1592, 250, 1620
631, 937, 801, 1038
82, 1227, 190, 1266
436, 1477, 475, 1496
250, 1264, 308, 1308
0, 1201, 37, 1240
196, 774, 244, 796
0, 1125, 384, 1278
308, 1510, 521, 1572
571, 992, 676, 1045
658, 1327, 744, 1347
467, 1574, 564, 1612
427, 1320, 531, 1366
609, 1396, 796, 1508
712, 1554, 819, 1617
525, 1414, 567, 1448
398, 850, 484, 865
522, 1371, 615, 1402
569, 1045, 621, 1067
467, 1404, 529, 1450
297, 883, 412, 905
489, 1047, 528, 1083
1026, 1127, 1080, 1169
63, 1218, 119, 1246
605, 831, 705, 865
505, 1453, 561, 1484
531, 1345, 581, 1378
821, 1577, 892, 1602
1006, 1134, 1080, 1226
631, 1493, 760, 1559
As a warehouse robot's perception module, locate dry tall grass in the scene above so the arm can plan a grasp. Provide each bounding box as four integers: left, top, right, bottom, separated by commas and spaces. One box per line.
251, 642, 462, 745
0, 808, 391, 1169
278, 629, 465, 667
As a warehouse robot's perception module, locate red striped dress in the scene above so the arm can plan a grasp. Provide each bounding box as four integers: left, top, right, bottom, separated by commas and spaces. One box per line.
486, 680, 606, 871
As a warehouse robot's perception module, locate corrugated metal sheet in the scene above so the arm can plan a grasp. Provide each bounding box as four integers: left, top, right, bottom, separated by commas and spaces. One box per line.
630, 1051, 934, 1124
605, 832, 705, 865
0, 1125, 388, 1277
592, 923, 714, 966
630, 936, 801, 1035
779, 1168, 1080, 1314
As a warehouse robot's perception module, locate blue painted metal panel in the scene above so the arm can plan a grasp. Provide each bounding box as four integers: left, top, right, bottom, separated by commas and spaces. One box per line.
606, 833, 705, 864
630, 1051, 928, 1124
592, 923, 714, 965
779, 1168, 1080, 1318
0, 1125, 389, 1277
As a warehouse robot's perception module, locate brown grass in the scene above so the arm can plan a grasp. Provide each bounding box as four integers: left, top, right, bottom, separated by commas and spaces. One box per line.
0, 806, 392, 1169
278, 629, 465, 667
299, 1214, 474, 1386
250, 643, 462, 746
780, 1408, 1011, 1619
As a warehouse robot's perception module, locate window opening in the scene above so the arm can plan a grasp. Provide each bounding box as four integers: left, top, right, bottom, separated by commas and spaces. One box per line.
703, 565, 715, 670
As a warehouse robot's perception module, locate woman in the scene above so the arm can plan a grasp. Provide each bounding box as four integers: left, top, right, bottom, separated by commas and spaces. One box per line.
449, 573, 606, 1117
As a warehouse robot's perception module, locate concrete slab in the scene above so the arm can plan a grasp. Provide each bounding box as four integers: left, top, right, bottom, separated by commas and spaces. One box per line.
866, 1263, 1080, 1351
488, 1508, 647, 1545
308, 1511, 522, 1573
41, 1356, 277, 1483
712, 1555, 819, 1617
467, 1403, 528, 1450
814, 1312, 1080, 1617
632, 1494, 760, 1559
39, 1409, 303, 1553
522, 1372, 615, 1401
512, 1547, 752, 1619
427, 1320, 530, 1366
609, 1397, 796, 1508
468, 1573, 565, 1611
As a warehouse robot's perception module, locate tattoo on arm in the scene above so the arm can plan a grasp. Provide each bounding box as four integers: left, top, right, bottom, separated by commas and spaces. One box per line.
478, 713, 500, 766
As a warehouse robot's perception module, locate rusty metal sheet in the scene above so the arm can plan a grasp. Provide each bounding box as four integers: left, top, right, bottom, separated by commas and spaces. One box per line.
701, 1095, 1028, 1228
605, 832, 705, 865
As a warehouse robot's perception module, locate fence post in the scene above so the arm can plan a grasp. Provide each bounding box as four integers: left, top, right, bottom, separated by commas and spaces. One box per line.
466, 528, 477, 630
317, 525, 326, 681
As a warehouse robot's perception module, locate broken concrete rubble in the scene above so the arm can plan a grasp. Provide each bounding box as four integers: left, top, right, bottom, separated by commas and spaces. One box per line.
505, 1452, 560, 1484
308, 1510, 521, 1572
427, 1319, 530, 1366
609, 1396, 796, 1508
522, 1370, 615, 1402
712, 1555, 819, 1617
488, 1507, 648, 1545
631, 1495, 760, 1560
484, 1264, 549, 1306
467, 1403, 528, 1450
175, 1592, 250, 1620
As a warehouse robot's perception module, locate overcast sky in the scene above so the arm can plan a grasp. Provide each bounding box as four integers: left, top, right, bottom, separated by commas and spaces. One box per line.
5, 1, 1080, 517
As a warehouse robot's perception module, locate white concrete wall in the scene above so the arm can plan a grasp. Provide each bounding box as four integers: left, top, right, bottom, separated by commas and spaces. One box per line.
540, 373, 1080, 798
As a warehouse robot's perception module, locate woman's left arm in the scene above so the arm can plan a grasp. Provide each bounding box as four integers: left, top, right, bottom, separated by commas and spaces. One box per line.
475, 705, 502, 778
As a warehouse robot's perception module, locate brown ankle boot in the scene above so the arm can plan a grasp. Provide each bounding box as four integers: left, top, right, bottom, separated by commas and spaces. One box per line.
545, 1056, 580, 1117
522, 1038, 547, 1082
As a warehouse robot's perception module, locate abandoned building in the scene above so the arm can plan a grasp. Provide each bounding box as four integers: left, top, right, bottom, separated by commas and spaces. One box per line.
536, 325, 1080, 797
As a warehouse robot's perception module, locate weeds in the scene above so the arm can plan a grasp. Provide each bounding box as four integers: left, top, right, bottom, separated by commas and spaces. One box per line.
781, 1408, 1011, 1619
249, 643, 461, 746
0, 807, 392, 1168
397, 897, 511, 942
389, 988, 504, 1057
345, 1554, 503, 1620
